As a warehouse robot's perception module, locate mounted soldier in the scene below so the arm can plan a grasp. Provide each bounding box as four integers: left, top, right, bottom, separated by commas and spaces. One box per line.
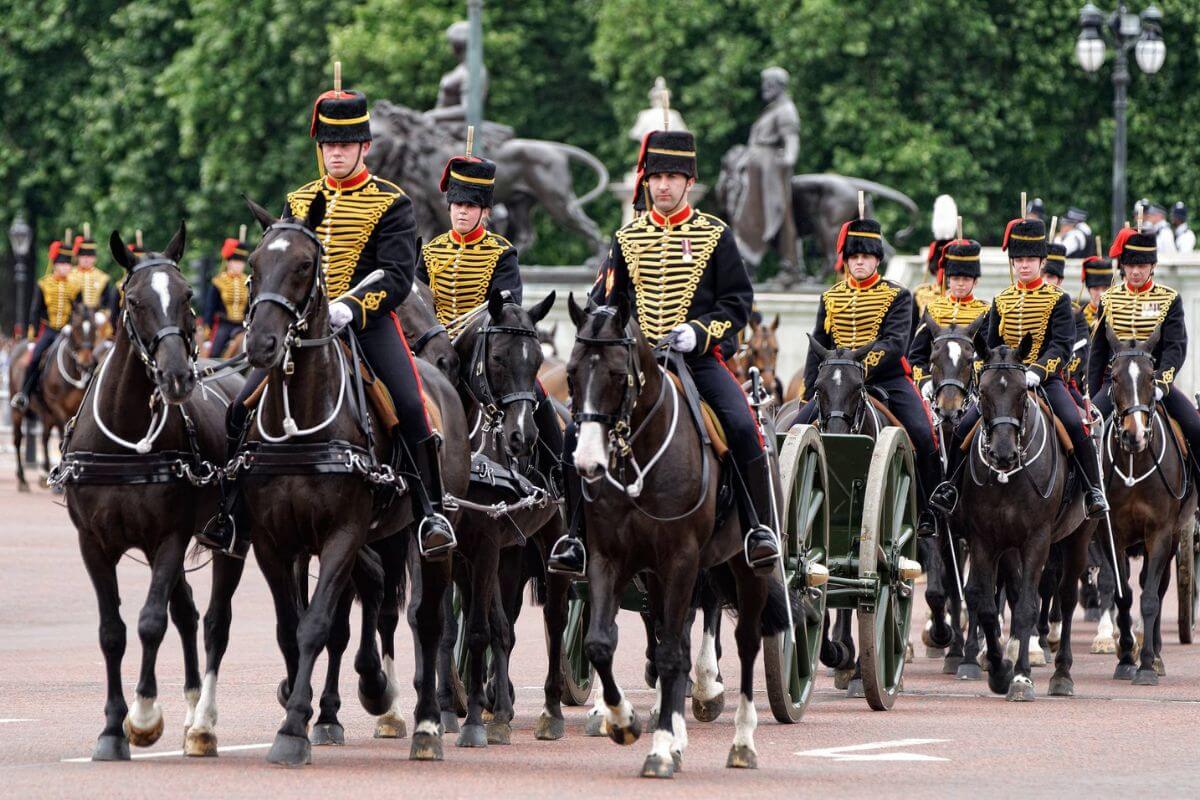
199, 77, 455, 559
933, 216, 1108, 519
70, 226, 118, 324
795, 215, 942, 537
203, 233, 250, 358
1079, 253, 1113, 330
913, 194, 959, 314
1041, 242, 1091, 401
910, 236, 988, 398
1088, 225, 1200, 468
11, 241, 81, 410
548, 128, 780, 576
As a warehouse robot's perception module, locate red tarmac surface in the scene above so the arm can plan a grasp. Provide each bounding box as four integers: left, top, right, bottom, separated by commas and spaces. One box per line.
1, 452, 1197, 798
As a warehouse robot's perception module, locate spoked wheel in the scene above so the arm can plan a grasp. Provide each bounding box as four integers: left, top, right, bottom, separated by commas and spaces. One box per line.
1179, 519, 1198, 644
764, 425, 829, 723
857, 428, 919, 711
558, 589, 593, 705
449, 585, 497, 717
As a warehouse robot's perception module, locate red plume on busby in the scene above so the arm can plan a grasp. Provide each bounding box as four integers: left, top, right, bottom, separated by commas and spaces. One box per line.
48, 241, 62, 264
1001, 217, 1047, 259
1109, 226, 1157, 265
221, 238, 241, 260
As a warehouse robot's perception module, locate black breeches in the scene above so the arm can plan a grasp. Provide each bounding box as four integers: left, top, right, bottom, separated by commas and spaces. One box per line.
21, 329, 59, 394
209, 321, 240, 360
688, 354, 765, 474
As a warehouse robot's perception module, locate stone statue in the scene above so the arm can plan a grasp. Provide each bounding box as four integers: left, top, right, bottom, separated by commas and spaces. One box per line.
729, 66, 801, 280
630, 77, 688, 141
425, 21, 486, 126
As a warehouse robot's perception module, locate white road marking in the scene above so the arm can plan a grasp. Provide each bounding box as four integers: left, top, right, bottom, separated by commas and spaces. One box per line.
796, 738, 950, 762
0, 718, 37, 723
62, 742, 272, 763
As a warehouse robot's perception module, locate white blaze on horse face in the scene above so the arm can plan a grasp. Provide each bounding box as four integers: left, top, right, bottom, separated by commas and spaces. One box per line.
267, 237, 290, 252
82, 320, 92, 337
947, 341, 962, 372
832, 368, 843, 389
573, 370, 608, 474
151, 271, 171, 316
1127, 360, 1147, 442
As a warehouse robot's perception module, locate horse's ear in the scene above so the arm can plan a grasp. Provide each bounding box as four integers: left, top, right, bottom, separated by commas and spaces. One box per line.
613, 288, 631, 328
567, 292, 588, 329
966, 314, 986, 339
245, 196, 277, 231
163, 220, 186, 264
528, 291, 555, 325
1106, 322, 1122, 353
771, 313, 781, 332
806, 333, 830, 363
851, 342, 875, 362
1016, 333, 1034, 363
922, 311, 943, 339
1141, 325, 1161, 354
109, 230, 135, 271
487, 287, 507, 321
303, 192, 327, 232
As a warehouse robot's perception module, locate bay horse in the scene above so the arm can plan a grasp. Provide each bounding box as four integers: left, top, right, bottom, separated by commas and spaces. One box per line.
239, 197, 469, 766
729, 313, 782, 404
59, 225, 246, 760
566, 293, 789, 778
1100, 327, 1196, 684
8, 300, 99, 490
952, 336, 1095, 700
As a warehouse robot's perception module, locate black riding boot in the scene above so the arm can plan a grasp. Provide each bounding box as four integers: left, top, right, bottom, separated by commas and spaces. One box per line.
407, 433, 456, 561
1075, 452, 1109, 519
196, 409, 251, 559
739, 452, 781, 575
930, 431, 965, 516
10, 359, 41, 410
547, 459, 587, 576
914, 448, 944, 538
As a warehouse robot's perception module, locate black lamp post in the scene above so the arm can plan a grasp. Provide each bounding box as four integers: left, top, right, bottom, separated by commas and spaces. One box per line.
1076, 3, 1166, 238
8, 214, 32, 335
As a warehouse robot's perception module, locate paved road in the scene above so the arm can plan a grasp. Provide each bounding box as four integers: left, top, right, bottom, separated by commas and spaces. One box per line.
1, 452, 1197, 798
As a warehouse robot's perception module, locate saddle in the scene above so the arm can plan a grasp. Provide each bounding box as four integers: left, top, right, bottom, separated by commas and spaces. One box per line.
665, 371, 729, 460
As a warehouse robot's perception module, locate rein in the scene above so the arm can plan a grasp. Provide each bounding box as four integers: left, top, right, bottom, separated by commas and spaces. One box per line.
813, 358, 880, 435
970, 363, 1057, 496
1104, 352, 1189, 499
55, 335, 94, 390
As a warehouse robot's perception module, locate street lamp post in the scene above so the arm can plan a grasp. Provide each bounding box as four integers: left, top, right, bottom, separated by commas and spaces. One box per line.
466, 0, 484, 132
1076, 3, 1166, 238
8, 214, 32, 336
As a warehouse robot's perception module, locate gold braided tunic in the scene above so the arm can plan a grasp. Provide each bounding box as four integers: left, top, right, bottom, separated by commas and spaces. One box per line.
34, 275, 80, 331
69, 267, 111, 310
1087, 281, 1185, 392
418, 227, 520, 338
210, 271, 249, 323
803, 273, 914, 389
984, 279, 1073, 377
909, 294, 989, 383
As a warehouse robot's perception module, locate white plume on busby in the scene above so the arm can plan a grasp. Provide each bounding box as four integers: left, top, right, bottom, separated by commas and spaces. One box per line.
932, 194, 958, 240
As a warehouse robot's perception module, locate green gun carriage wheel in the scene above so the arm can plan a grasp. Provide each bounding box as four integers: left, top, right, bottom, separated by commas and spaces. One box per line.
558, 591, 594, 705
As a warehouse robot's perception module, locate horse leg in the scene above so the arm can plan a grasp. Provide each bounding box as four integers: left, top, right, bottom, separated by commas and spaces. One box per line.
373, 536, 408, 740
584, 556, 640, 750
408, 535, 453, 761
169, 575, 202, 744
692, 576, 725, 722
1006, 538, 1049, 701
79, 540, 130, 761
1050, 525, 1091, 696
832, 610, 856, 689
39, 419, 52, 475
1030, 552, 1057, 667
966, 546, 1011, 694
485, 573, 516, 744
641, 605, 658, 689
1133, 533, 1174, 685
126, 535, 190, 748
456, 540, 498, 748
436, 575, 461, 733
1113, 553, 1138, 679
641, 562, 696, 778
726, 563, 771, 771
12, 410, 29, 492
921, 535, 952, 656
309, 585, 353, 746
186, 553, 246, 757
941, 532, 966, 674
537, 564, 570, 740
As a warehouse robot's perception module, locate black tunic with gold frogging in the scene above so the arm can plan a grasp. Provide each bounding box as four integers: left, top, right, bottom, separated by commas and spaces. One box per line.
417, 227, 521, 338
982, 280, 1074, 379
1087, 281, 1185, 395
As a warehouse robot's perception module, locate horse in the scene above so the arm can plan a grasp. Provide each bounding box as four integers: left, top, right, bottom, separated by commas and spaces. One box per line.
951, 336, 1095, 700
8, 300, 99, 490
1100, 327, 1196, 684
238, 196, 470, 766
565, 293, 789, 778
729, 313, 782, 404
57, 225, 246, 760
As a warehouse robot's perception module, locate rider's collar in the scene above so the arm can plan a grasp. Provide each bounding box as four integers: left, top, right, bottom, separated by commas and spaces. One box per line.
1126, 278, 1154, 294
1014, 277, 1043, 291
950, 293, 975, 304
450, 224, 487, 245
649, 204, 692, 227
324, 167, 370, 192
846, 271, 881, 290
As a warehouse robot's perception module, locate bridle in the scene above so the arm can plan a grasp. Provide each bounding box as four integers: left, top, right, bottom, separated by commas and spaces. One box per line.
571, 310, 644, 444
120, 257, 199, 379
977, 361, 1029, 440
930, 330, 976, 414
814, 357, 870, 433
246, 221, 326, 345
1110, 349, 1156, 447
464, 306, 541, 437
971, 360, 1055, 493
410, 323, 448, 356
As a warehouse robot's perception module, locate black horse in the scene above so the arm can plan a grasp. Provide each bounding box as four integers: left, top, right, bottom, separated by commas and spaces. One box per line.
61, 225, 245, 760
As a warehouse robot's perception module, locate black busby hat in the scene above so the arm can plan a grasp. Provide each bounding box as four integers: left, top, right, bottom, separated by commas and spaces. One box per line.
1043, 243, 1067, 278
1002, 217, 1047, 260
51, 240, 72, 265
439, 156, 496, 208
1110, 227, 1157, 265
309, 89, 371, 144
1081, 255, 1114, 288
940, 238, 981, 279
74, 223, 97, 258
836, 218, 885, 271
639, 130, 697, 180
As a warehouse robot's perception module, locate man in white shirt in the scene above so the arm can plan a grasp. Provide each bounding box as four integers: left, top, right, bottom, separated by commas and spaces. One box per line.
1171, 202, 1195, 253
1057, 206, 1094, 258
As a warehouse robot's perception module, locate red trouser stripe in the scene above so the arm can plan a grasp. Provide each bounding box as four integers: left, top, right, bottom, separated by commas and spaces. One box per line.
390, 311, 432, 431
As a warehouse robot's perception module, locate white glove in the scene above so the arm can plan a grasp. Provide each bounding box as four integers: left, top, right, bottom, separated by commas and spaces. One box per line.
1155, 385, 1164, 401
94, 311, 108, 326
669, 324, 696, 353
329, 301, 354, 332
921, 380, 934, 402
1025, 369, 1041, 389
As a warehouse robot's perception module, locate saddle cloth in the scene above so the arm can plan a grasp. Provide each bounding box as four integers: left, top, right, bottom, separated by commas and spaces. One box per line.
666, 372, 729, 459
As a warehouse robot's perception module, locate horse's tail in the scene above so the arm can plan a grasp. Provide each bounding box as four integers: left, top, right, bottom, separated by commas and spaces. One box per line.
760, 576, 792, 637
534, 141, 610, 206
844, 177, 920, 241
701, 563, 793, 637
526, 542, 547, 607
354, 545, 385, 606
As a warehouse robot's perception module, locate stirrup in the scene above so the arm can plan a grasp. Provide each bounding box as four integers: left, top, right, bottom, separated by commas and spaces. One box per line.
929, 481, 959, 515
547, 534, 587, 577
196, 514, 247, 560
417, 513, 456, 560
744, 524, 781, 574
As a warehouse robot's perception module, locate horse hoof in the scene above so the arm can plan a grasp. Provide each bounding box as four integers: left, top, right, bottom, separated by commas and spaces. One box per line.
91, 734, 131, 761
1131, 668, 1159, 686
17, 482, 30, 494
943, 655, 962, 675
1048, 675, 1074, 697
726, 744, 758, 770
184, 728, 218, 757
486, 721, 512, 745
607, 710, 641, 746
1113, 663, 1137, 681
374, 712, 407, 739
988, 661, 1014, 695
692, 691, 725, 722
439, 711, 459, 735
123, 707, 164, 747
641, 753, 675, 779
1006, 676, 1035, 702
644, 660, 657, 689
409, 731, 444, 761
1028, 647, 1047, 667
846, 678, 865, 699
833, 668, 853, 691
266, 732, 312, 767
276, 678, 290, 709
925, 646, 946, 659
535, 712, 565, 741
310, 722, 345, 746
1091, 636, 1117, 655
584, 709, 606, 737
956, 661, 983, 681
456, 723, 487, 748
1153, 657, 1165, 676
357, 673, 395, 717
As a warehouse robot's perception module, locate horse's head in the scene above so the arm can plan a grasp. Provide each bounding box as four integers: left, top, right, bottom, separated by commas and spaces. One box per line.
463, 288, 555, 460
396, 281, 459, 380
65, 300, 97, 369
976, 334, 1034, 472
567, 291, 648, 480
242, 195, 327, 370
1107, 324, 1160, 453
925, 313, 984, 422
745, 313, 780, 397
806, 335, 869, 434
538, 322, 559, 358
109, 224, 197, 404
